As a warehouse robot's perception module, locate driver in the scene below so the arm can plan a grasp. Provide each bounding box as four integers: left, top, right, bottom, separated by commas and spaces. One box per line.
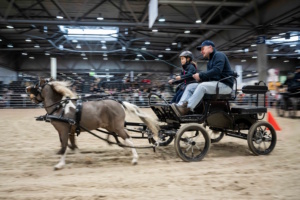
171, 40, 234, 116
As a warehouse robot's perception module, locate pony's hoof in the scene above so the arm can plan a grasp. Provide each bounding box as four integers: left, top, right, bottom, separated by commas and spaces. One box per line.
54, 163, 64, 170
131, 159, 138, 165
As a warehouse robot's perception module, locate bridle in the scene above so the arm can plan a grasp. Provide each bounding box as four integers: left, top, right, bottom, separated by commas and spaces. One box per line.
28, 80, 48, 104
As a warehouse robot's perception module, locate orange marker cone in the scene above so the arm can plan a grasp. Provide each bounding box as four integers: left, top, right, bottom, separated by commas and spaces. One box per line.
267, 112, 281, 131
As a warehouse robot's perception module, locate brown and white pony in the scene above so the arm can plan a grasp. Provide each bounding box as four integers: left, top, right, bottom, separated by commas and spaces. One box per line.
26, 78, 159, 170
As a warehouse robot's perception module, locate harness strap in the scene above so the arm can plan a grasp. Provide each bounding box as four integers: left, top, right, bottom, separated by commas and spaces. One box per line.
75, 98, 83, 136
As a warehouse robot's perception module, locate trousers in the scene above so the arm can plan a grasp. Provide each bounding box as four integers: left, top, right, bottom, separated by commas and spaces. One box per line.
178, 81, 232, 111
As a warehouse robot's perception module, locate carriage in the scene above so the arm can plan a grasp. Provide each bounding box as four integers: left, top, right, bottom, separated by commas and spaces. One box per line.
27, 75, 277, 169
276, 91, 300, 118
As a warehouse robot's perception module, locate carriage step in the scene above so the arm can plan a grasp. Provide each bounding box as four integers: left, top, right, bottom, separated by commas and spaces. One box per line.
180, 114, 204, 122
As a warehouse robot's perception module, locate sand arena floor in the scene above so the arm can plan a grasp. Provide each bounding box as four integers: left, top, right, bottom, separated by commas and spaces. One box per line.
0, 108, 299, 200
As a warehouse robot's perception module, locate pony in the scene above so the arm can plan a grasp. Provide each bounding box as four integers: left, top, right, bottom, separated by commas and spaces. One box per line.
26, 78, 159, 170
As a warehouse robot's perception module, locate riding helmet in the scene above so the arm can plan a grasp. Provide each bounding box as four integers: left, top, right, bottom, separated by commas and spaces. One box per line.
179, 51, 193, 61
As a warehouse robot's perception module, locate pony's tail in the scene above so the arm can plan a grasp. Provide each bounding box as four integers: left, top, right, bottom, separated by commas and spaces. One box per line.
122, 101, 160, 137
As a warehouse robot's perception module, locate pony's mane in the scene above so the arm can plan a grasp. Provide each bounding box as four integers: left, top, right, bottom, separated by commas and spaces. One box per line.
49, 81, 77, 98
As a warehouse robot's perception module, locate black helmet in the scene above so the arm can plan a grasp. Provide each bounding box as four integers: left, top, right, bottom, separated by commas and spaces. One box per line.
179, 51, 193, 60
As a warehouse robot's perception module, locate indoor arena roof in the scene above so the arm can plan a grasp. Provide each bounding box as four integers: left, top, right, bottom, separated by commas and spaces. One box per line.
0, 0, 299, 62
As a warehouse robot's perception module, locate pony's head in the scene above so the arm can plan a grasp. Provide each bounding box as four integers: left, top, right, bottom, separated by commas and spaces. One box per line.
26, 77, 76, 104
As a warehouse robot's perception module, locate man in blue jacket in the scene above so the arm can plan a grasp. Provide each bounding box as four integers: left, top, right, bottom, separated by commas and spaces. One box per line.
172, 40, 234, 116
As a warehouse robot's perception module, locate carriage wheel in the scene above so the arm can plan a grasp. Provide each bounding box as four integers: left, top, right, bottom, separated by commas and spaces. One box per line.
208, 129, 224, 143
276, 99, 285, 117
157, 135, 174, 146
174, 124, 210, 162
247, 121, 277, 155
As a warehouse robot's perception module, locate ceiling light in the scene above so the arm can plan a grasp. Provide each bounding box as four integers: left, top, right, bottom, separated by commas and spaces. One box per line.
290, 44, 296, 47
45, 52, 50, 56
145, 41, 150, 45
279, 33, 285, 36
184, 30, 190, 34
195, 19, 202, 23
295, 49, 300, 53
155, 58, 159, 60
101, 40, 106, 44
72, 39, 78, 43
165, 47, 171, 51
7, 44, 13, 48
137, 54, 142, 57
97, 14, 104, 20
122, 46, 126, 51
135, 58, 140, 60
76, 44, 81, 49
25, 38, 32, 42
101, 45, 107, 49
83, 57, 88, 60
81, 53, 86, 56
298, 57, 300, 59
158, 54, 163, 58
6, 25, 14, 29
59, 45, 63, 50
34, 44, 40, 48
283, 60, 289, 63
44, 26, 48, 33
251, 44, 257, 47
273, 48, 279, 52
103, 57, 108, 60
152, 29, 158, 32
141, 47, 147, 50
252, 56, 257, 59
22, 52, 28, 56
241, 59, 246, 62
172, 42, 177, 45
103, 53, 107, 57
0, 39, 2, 42
29, 57, 35, 59
244, 48, 249, 53
158, 17, 165, 22
271, 56, 277, 59
56, 15, 64, 19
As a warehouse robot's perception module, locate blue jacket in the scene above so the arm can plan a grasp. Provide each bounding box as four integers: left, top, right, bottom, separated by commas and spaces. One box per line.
180, 62, 197, 85
199, 49, 234, 88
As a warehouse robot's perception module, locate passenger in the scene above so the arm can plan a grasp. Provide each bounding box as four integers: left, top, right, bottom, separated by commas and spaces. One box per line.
171, 40, 234, 116
168, 51, 197, 103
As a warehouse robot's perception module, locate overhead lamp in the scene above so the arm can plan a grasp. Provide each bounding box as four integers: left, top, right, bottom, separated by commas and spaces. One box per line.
141, 47, 147, 50
29, 57, 35, 59
6, 25, 14, 29
137, 54, 142, 57
251, 44, 257, 47
101, 40, 106, 44
34, 44, 40, 48
97, 13, 104, 20
101, 45, 107, 49
290, 44, 296, 47
103, 53, 107, 57
158, 54, 163, 58
155, 58, 159, 60
81, 53, 86, 56
76, 44, 81, 49
44, 26, 48, 33
45, 52, 50, 56
7, 44, 13, 48
103, 57, 108, 60
25, 38, 32, 42
72, 39, 78, 43
59, 45, 64, 50
279, 33, 285, 36
83, 57, 88, 60
158, 16, 165, 22
56, 12, 64, 19
241, 59, 246, 62
152, 29, 158, 32
273, 48, 279, 52
135, 58, 140, 60
283, 60, 289, 63
252, 56, 257, 59
172, 42, 177, 45
165, 47, 171, 51
0, 39, 2, 42
244, 48, 249, 53
184, 30, 190, 34
22, 52, 28, 56
271, 56, 277, 59
298, 57, 300, 59
145, 41, 150, 45
195, 19, 202, 23
122, 46, 126, 51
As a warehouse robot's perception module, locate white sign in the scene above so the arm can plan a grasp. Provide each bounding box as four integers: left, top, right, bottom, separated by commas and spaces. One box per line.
149, 0, 158, 28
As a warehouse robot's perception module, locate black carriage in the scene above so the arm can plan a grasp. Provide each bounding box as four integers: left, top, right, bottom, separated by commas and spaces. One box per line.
276, 91, 300, 118
148, 76, 277, 162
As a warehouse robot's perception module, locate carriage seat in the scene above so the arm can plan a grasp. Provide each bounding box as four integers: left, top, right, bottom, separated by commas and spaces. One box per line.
203, 93, 232, 100
231, 106, 267, 114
